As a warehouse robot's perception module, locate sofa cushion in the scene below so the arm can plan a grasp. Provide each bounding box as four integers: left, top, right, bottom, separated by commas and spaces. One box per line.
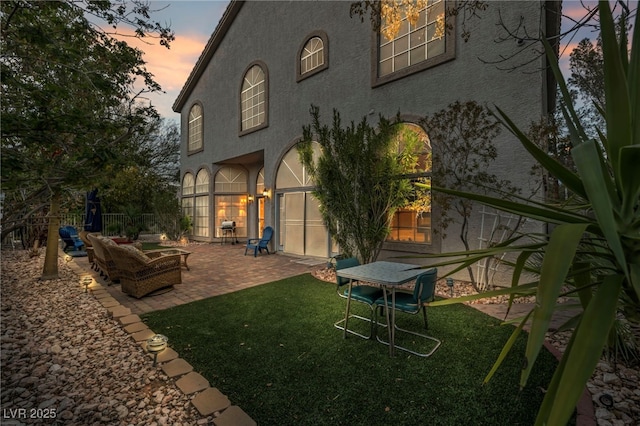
100, 237, 117, 246
118, 244, 151, 264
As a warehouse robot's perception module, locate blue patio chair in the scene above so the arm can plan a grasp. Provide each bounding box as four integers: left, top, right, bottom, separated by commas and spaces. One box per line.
334, 257, 384, 340
374, 268, 441, 357
244, 226, 273, 256
59, 226, 85, 253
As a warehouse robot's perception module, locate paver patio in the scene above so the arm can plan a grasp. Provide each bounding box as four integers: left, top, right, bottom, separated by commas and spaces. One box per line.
72, 242, 323, 315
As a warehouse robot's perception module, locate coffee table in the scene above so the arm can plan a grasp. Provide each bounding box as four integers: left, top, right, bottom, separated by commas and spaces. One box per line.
157, 249, 191, 270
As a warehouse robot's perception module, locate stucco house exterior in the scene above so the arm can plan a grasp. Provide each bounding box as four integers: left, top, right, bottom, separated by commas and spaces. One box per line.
173, 0, 560, 272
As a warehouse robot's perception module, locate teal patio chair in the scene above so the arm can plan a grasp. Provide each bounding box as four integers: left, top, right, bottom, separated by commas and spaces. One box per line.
375, 268, 441, 357
334, 257, 384, 340
244, 226, 273, 256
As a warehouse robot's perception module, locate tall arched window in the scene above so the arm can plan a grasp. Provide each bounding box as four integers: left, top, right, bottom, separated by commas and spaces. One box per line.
194, 169, 210, 237
214, 166, 249, 237
240, 63, 268, 133
188, 104, 203, 153
387, 123, 432, 244
181, 173, 195, 232
276, 142, 328, 257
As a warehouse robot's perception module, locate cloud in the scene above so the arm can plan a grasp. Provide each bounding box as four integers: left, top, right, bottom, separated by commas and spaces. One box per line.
114, 29, 208, 120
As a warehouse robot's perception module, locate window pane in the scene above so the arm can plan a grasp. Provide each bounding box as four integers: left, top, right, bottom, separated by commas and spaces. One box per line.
188, 104, 202, 152
194, 196, 209, 237
387, 124, 432, 245
195, 169, 209, 194
241, 65, 265, 131
378, 0, 447, 77
301, 36, 325, 75
182, 173, 194, 195
215, 195, 247, 238
395, 35, 409, 54
410, 46, 425, 66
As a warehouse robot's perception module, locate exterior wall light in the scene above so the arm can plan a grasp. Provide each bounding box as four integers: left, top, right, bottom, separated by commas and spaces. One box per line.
248, 195, 254, 203
262, 189, 270, 198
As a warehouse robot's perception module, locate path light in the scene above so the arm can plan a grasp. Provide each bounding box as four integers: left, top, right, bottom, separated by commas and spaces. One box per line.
599, 393, 614, 408
446, 278, 454, 297
81, 276, 92, 294
146, 334, 168, 367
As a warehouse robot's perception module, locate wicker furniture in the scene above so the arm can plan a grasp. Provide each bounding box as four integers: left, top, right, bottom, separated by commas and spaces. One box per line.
87, 234, 120, 283
79, 231, 100, 268
107, 244, 182, 298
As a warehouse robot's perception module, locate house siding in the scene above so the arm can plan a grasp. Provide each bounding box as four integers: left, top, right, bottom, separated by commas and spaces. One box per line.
176, 0, 553, 281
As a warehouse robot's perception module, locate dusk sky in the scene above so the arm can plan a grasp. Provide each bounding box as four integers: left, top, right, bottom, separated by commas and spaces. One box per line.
126, 0, 634, 122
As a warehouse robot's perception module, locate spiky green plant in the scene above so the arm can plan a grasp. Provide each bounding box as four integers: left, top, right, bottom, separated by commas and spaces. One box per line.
423, 2, 638, 424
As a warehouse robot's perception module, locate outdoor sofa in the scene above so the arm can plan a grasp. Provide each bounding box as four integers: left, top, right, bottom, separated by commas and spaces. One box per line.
107, 244, 182, 298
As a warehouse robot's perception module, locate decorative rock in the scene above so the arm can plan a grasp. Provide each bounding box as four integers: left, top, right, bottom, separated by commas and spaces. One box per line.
0, 251, 205, 425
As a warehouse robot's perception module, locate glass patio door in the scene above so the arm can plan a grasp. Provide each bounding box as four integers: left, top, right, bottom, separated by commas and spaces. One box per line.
279, 192, 327, 257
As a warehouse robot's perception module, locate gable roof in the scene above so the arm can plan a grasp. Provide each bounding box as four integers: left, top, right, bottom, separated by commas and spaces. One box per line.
172, 1, 244, 113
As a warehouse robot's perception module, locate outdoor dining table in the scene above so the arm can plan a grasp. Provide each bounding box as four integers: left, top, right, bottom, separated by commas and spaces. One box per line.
336, 261, 423, 357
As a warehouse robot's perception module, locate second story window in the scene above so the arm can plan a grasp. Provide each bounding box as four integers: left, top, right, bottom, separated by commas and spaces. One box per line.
297, 31, 329, 82
301, 37, 324, 74
188, 104, 203, 153
240, 63, 267, 133
374, 0, 453, 86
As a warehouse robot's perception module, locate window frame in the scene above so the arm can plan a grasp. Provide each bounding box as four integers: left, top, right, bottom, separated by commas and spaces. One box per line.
371, 0, 456, 88
239, 61, 269, 136
296, 30, 329, 82
382, 120, 441, 254
187, 103, 204, 154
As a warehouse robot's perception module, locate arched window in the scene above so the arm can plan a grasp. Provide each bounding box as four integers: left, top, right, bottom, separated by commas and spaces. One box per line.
181, 173, 195, 231
214, 166, 249, 237
240, 63, 268, 133
276, 142, 328, 257
182, 173, 195, 196
297, 31, 329, 81
387, 123, 432, 244
188, 104, 203, 153
193, 169, 210, 237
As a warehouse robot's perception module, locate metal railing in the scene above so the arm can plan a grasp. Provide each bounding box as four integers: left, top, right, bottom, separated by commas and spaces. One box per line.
58, 213, 163, 236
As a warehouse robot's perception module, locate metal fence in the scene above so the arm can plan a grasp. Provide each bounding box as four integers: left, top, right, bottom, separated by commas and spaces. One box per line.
58, 213, 163, 236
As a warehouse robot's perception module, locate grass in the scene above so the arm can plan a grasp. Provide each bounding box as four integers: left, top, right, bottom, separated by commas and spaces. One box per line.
141, 242, 166, 251
142, 274, 571, 426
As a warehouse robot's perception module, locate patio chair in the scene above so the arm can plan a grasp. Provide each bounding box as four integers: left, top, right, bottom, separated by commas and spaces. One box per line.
244, 226, 273, 256
59, 226, 85, 253
87, 234, 120, 284
107, 244, 181, 299
334, 257, 384, 340
374, 268, 441, 357
79, 231, 100, 269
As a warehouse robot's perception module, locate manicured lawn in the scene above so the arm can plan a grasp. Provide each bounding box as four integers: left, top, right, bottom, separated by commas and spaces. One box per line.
142, 274, 570, 425
140, 242, 166, 251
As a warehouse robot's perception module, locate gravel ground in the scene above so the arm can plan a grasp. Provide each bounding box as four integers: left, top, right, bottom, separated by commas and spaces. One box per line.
1, 250, 204, 425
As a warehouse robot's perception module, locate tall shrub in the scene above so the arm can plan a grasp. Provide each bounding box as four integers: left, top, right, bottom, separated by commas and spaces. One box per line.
299, 106, 412, 263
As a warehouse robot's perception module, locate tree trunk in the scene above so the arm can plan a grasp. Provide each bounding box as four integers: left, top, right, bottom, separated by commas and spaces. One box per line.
41, 193, 60, 280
